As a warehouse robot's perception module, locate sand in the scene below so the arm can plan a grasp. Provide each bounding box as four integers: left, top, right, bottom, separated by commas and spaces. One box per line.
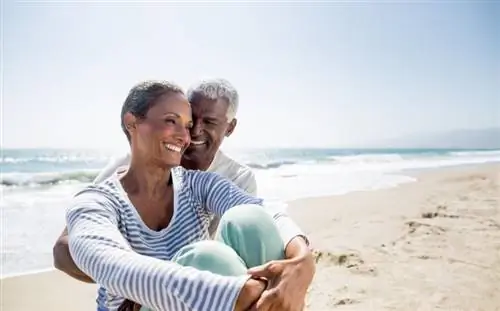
1, 163, 499, 311
1, 270, 97, 310
288, 164, 500, 310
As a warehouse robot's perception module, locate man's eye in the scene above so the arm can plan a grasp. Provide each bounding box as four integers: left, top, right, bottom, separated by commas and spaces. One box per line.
204, 120, 217, 125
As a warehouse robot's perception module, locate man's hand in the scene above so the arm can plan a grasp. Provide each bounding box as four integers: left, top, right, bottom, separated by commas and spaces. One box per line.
53, 227, 95, 283
247, 236, 315, 311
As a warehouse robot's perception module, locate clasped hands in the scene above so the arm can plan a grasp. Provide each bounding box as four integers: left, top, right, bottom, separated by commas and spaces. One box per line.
237, 237, 315, 311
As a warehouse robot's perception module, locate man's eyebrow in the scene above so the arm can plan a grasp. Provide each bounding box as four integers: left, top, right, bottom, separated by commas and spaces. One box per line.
202, 116, 223, 120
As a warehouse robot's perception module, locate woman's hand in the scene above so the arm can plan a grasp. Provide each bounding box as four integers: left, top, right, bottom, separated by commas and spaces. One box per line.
234, 278, 268, 311
247, 237, 315, 311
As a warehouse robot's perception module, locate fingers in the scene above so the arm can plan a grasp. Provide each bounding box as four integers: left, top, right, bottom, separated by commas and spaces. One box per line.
255, 289, 277, 311
247, 260, 284, 279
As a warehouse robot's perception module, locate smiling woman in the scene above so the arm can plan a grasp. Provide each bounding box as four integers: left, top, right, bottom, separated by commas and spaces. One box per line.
63, 80, 315, 311
120, 82, 192, 169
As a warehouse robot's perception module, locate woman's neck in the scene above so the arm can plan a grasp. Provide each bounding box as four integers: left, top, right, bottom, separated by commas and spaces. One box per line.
121, 156, 172, 199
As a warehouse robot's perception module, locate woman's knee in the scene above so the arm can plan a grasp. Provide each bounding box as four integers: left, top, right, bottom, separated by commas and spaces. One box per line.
220, 204, 274, 230
216, 204, 285, 267
218, 204, 279, 239
172, 240, 247, 276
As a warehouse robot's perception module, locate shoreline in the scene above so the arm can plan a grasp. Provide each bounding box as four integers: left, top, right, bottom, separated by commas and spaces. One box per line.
2, 161, 499, 279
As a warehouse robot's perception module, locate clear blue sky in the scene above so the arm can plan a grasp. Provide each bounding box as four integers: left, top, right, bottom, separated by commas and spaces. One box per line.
2, 1, 499, 150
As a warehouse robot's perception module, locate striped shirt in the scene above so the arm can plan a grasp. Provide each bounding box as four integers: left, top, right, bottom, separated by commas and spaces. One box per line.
66, 166, 305, 311
93, 150, 257, 195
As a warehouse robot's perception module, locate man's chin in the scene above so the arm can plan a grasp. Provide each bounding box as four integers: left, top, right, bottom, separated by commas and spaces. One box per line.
182, 145, 217, 168
185, 144, 208, 156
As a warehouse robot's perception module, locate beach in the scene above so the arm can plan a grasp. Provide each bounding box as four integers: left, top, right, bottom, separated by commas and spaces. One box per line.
2, 163, 499, 310
291, 163, 500, 310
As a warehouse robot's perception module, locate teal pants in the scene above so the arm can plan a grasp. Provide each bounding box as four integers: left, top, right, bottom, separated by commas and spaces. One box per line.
140, 204, 286, 311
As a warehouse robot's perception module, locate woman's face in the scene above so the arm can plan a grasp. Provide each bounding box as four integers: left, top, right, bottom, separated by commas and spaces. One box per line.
126, 92, 193, 168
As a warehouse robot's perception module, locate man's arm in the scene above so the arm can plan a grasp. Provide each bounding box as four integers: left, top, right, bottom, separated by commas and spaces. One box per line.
240, 170, 257, 196
93, 153, 131, 184
53, 227, 94, 283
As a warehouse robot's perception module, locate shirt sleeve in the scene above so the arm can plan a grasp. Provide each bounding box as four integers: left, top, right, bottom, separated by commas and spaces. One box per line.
66, 188, 248, 311
93, 153, 130, 184
190, 171, 308, 248
239, 170, 257, 196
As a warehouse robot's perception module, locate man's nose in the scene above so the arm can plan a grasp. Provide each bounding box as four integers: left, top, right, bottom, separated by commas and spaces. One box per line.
190, 120, 203, 136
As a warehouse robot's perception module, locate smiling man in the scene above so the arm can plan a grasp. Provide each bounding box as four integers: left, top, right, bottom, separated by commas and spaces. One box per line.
52, 78, 257, 283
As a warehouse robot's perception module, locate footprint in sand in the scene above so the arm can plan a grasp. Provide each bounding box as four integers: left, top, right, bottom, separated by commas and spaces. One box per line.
332, 297, 361, 306
390, 219, 448, 248
421, 204, 460, 219
312, 249, 378, 276
406, 220, 446, 236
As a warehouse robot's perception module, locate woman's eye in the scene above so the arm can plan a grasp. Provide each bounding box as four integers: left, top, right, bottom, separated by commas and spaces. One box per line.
164, 119, 175, 124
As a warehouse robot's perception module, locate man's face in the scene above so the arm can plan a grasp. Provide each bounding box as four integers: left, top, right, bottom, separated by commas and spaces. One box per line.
181, 93, 237, 170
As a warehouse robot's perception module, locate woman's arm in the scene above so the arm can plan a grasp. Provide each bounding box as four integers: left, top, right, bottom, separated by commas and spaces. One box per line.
51, 153, 131, 281
191, 171, 308, 250
66, 189, 250, 311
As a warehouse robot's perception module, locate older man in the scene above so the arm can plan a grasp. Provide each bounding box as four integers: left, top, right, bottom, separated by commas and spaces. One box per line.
53, 78, 257, 283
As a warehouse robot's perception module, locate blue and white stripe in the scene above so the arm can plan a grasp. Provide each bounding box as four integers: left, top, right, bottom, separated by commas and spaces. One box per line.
66, 166, 304, 311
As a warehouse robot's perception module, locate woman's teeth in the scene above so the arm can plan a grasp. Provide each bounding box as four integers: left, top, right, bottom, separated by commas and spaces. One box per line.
165, 144, 182, 153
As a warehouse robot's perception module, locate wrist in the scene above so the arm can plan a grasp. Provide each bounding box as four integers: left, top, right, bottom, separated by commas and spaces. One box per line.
235, 278, 266, 311
285, 236, 316, 278
285, 235, 311, 260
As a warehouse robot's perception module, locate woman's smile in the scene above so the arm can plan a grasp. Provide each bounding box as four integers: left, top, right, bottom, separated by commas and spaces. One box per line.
164, 143, 183, 153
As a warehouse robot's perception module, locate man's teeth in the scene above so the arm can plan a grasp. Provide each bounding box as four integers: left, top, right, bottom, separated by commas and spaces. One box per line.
165, 144, 182, 152
191, 140, 206, 146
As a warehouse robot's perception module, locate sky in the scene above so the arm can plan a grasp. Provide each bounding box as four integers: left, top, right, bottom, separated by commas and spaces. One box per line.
2, 0, 499, 150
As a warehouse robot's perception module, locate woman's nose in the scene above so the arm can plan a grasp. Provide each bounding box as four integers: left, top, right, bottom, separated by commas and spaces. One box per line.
180, 125, 191, 144
171, 123, 191, 146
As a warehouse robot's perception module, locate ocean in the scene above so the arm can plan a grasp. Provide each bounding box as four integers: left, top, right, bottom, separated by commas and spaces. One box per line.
1, 147, 500, 277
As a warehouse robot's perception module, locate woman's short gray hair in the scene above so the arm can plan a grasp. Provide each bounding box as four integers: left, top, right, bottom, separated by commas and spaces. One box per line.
120, 80, 184, 141
186, 78, 239, 121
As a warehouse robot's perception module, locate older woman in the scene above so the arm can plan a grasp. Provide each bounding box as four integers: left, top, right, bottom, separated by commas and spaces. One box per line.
65, 80, 314, 311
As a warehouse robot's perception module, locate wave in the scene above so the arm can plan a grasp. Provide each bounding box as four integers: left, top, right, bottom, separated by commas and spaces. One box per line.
3, 149, 499, 188
449, 150, 500, 157
246, 160, 297, 170
1, 170, 99, 188
0, 155, 110, 164
327, 153, 405, 163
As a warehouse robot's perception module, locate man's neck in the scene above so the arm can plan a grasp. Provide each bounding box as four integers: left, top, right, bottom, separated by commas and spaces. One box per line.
181, 152, 218, 171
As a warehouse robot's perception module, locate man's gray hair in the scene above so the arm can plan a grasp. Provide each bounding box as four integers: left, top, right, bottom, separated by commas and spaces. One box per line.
187, 78, 239, 121
121, 80, 184, 141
